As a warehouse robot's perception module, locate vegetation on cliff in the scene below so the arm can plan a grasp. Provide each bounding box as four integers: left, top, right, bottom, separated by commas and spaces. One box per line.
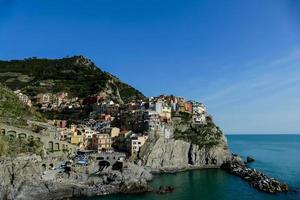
0, 86, 45, 157
0, 56, 145, 103
0, 85, 44, 125
0, 135, 44, 157
173, 112, 223, 149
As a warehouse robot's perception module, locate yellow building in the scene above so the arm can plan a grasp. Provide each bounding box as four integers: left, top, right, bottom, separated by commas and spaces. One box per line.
98, 133, 112, 152
111, 127, 120, 138
71, 131, 83, 145
161, 105, 172, 120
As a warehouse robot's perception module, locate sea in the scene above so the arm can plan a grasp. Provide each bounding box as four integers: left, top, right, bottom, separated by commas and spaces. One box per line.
78, 134, 300, 200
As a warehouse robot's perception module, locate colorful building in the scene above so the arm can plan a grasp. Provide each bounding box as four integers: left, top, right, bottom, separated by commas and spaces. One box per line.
131, 135, 148, 154
71, 130, 83, 145
184, 101, 193, 113
98, 133, 112, 152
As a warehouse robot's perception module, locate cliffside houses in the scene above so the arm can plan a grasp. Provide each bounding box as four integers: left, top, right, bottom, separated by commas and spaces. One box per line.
146, 110, 160, 130
14, 90, 32, 107
131, 134, 148, 155
75, 95, 204, 154
97, 132, 112, 152
25, 91, 208, 157
36, 92, 81, 110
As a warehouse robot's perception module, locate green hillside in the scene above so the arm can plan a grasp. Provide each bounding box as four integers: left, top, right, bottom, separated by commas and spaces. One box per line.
0, 56, 145, 103
0, 85, 44, 125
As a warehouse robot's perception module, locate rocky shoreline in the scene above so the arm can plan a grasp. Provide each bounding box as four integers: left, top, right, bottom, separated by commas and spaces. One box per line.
221, 156, 289, 193
0, 155, 153, 200
0, 153, 290, 199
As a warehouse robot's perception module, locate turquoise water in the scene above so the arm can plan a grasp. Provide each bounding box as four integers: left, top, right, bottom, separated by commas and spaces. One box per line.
80, 135, 300, 200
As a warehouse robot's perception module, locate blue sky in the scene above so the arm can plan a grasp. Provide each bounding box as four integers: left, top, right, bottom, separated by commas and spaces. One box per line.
1, 0, 300, 134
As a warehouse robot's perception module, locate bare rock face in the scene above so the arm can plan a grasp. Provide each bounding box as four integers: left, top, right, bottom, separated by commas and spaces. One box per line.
139, 112, 231, 172
0, 156, 152, 200
140, 131, 231, 172
143, 138, 190, 170
188, 134, 231, 167
0, 155, 44, 200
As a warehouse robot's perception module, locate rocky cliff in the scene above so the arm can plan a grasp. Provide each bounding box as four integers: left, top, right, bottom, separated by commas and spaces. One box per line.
0, 155, 152, 200
140, 115, 231, 171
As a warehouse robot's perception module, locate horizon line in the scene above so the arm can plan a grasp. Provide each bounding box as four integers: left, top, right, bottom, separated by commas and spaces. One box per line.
225, 132, 300, 135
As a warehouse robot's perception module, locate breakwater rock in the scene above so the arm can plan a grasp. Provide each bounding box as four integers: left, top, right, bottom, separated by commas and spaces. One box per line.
156, 186, 174, 194
246, 156, 255, 163
221, 157, 288, 193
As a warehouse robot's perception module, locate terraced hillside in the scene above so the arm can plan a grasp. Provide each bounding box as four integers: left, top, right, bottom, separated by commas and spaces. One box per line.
0, 85, 44, 125
0, 56, 145, 103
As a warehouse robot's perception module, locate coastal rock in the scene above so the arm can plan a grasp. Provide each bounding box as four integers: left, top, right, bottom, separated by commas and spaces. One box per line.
221, 157, 288, 193
140, 133, 231, 172
246, 156, 255, 163
157, 186, 174, 194
139, 112, 232, 172
143, 137, 190, 170
0, 156, 152, 200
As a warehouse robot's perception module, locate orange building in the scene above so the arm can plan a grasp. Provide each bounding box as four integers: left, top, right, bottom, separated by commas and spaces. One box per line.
184, 101, 193, 113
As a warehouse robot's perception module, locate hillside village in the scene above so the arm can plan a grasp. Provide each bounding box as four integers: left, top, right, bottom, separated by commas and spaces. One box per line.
0, 59, 289, 198
13, 90, 208, 158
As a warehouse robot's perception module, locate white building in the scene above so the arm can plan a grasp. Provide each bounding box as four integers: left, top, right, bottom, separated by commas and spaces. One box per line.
131, 135, 148, 154
14, 90, 32, 107
146, 110, 160, 130
155, 99, 163, 114
83, 128, 98, 139
192, 101, 206, 114
193, 114, 207, 125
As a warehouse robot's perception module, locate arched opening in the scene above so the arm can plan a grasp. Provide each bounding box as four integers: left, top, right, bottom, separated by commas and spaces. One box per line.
48, 141, 54, 151
96, 156, 105, 161
205, 157, 209, 165
7, 130, 16, 138
54, 143, 60, 151
0, 129, 5, 136
42, 164, 46, 170
18, 133, 27, 140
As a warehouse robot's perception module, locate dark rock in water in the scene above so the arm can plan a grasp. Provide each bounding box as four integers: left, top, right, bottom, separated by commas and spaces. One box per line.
221, 156, 288, 193
120, 181, 153, 194
157, 186, 174, 194
246, 156, 255, 163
